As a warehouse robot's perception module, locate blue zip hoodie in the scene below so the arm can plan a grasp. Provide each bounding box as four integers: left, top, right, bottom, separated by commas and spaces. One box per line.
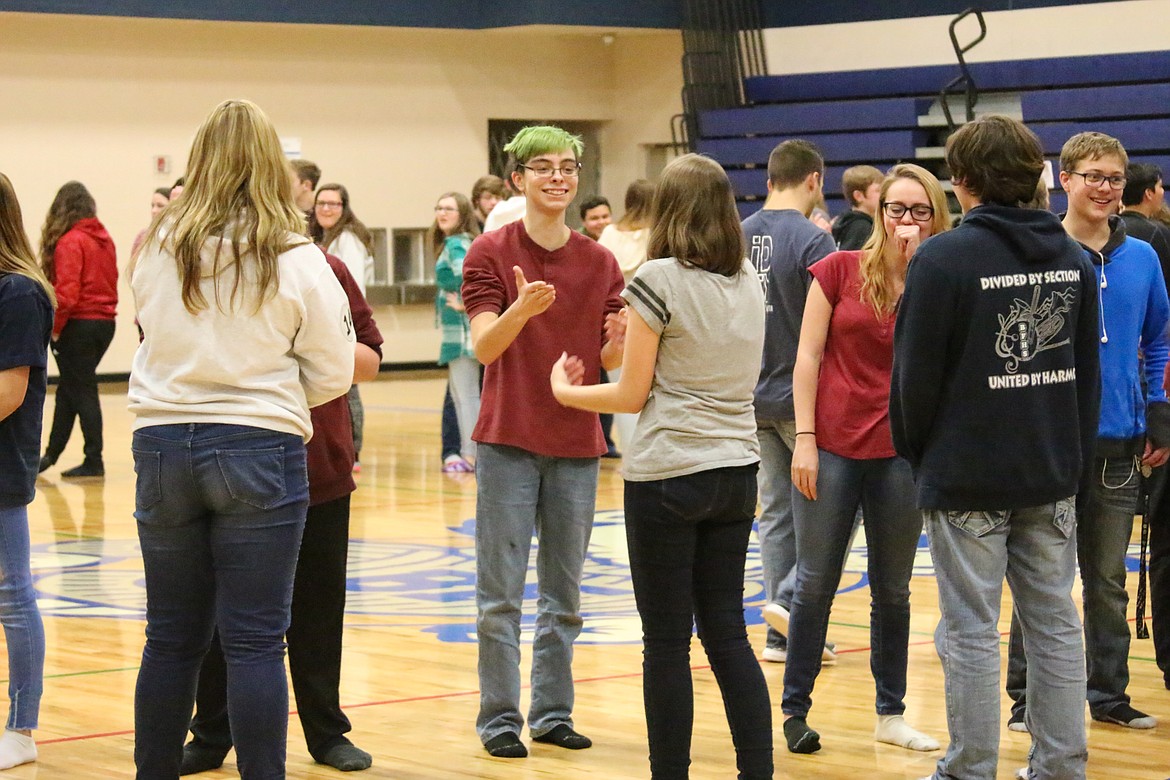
1080, 215, 1170, 456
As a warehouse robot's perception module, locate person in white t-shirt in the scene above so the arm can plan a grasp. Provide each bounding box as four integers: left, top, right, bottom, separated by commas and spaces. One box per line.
309, 183, 374, 295
598, 178, 655, 452
482, 173, 526, 232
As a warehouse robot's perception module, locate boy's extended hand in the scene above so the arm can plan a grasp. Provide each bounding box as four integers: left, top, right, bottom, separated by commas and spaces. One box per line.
513, 266, 555, 319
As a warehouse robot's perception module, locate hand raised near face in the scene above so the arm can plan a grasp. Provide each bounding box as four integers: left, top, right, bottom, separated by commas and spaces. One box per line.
893, 224, 922, 262
512, 266, 555, 319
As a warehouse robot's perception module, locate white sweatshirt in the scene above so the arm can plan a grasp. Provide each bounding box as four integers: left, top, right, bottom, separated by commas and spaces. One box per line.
483, 196, 526, 232
325, 229, 373, 295
129, 233, 355, 441
598, 224, 651, 282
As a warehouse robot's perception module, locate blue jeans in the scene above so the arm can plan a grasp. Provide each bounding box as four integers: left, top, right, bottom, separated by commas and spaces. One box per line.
441, 383, 461, 459
1005, 456, 1141, 720
346, 385, 362, 459
625, 465, 772, 780
926, 499, 1086, 780
447, 355, 480, 462
0, 505, 44, 730
783, 452, 919, 717
756, 420, 798, 650
190, 496, 356, 760
132, 424, 308, 780
1078, 456, 1140, 714
474, 443, 598, 743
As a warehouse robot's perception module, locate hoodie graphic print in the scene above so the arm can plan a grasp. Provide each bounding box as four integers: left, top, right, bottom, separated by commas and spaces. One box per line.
891, 204, 1101, 510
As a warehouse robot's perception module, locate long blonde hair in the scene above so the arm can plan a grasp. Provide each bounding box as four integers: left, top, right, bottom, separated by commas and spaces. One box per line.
858, 163, 950, 315
136, 99, 307, 314
0, 173, 56, 306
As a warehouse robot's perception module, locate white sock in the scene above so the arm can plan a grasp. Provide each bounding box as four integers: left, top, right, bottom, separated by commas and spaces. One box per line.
875, 714, 939, 752
0, 730, 36, 770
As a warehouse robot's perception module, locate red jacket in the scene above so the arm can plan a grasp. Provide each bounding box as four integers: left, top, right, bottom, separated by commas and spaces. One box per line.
306, 252, 383, 506
51, 217, 117, 337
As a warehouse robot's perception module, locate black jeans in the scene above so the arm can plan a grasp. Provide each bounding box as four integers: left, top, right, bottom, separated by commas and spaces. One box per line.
189, 495, 355, 760
46, 318, 115, 463
1148, 465, 1170, 684
624, 465, 772, 780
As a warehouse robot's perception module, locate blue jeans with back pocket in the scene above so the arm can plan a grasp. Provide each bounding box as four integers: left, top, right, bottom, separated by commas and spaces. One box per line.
925, 499, 1086, 780
131, 423, 308, 780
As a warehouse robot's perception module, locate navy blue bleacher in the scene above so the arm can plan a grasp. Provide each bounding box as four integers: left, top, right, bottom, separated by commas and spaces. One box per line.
1032, 120, 1170, 157
728, 165, 862, 199
701, 98, 931, 137
1023, 84, 1170, 123
699, 129, 928, 167
743, 51, 1170, 103
705, 50, 1170, 220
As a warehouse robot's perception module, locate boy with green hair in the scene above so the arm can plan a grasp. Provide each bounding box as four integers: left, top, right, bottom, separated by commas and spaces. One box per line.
462, 125, 626, 759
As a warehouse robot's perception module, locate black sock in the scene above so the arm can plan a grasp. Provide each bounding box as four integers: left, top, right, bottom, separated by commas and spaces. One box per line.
484, 732, 527, 758
532, 724, 592, 750
783, 716, 821, 754
179, 742, 230, 775
319, 742, 372, 771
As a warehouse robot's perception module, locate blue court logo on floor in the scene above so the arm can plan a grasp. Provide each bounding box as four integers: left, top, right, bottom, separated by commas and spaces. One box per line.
27, 513, 1002, 644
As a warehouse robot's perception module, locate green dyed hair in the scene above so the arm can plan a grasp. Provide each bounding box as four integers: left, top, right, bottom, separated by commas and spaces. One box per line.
503, 126, 584, 168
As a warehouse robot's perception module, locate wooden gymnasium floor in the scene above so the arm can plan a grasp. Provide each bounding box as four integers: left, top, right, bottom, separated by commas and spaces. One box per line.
17, 374, 1170, 779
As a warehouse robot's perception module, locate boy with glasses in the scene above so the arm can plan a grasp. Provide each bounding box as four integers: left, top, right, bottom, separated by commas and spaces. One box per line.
1006, 131, 1170, 736
891, 115, 1101, 780
461, 125, 626, 759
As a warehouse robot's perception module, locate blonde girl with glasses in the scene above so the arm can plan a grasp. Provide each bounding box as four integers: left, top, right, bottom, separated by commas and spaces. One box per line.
781, 164, 949, 756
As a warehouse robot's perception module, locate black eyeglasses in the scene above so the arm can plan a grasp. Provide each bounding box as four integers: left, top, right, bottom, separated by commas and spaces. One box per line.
315, 201, 344, 210
520, 163, 582, 178
882, 202, 935, 221
1068, 171, 1127, 189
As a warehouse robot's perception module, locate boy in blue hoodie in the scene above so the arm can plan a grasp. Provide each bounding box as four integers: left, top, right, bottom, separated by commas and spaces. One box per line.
892, 115, 1100, 780
1005, 132, 1170, 738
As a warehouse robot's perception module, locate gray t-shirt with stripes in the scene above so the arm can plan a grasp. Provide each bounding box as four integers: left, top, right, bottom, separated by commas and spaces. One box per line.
620, 257, 765, 482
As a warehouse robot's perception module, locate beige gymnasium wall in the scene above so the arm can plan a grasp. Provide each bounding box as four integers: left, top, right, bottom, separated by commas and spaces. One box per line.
763, 0, 1167, 74
0, 12, 683, 375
